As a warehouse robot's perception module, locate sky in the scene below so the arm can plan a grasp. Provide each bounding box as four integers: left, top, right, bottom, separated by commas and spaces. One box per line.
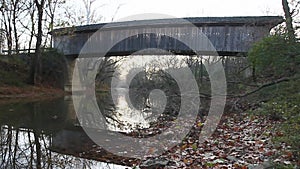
86, 0, 284, 23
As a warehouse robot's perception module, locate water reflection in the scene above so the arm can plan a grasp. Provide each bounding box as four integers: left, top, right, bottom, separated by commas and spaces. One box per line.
0, 86, 173, 168
0, 97, 134, 168
0, 126, 128, 169
113, 92, 150, 131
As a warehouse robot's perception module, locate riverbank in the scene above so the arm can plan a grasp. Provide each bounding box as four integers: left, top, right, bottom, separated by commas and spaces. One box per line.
0, 56, 66, 104
0, 85, 65, 105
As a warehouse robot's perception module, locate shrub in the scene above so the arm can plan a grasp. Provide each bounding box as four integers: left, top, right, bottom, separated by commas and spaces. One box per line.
248, 34, 300, 79
248, 35, 300, 163
40, 49, 67, 89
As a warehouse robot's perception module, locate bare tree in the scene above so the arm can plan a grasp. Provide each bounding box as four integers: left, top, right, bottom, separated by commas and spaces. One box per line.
111, 4, 124, 22
282, 0, 298, 41
82, 0, 95, 24
0, 0, 28, 55
30, 0, 46, 85
0, 0, 13, 55
54, 0, 100, 27
23, 0, 36, 52
0, 22, 4, 54
11, 0, 22, 54
81, 0, 105, 24
44, 0, 65, 47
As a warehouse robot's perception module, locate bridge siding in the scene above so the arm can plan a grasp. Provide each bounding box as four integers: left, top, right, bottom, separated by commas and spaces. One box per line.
54, 25, 269, 56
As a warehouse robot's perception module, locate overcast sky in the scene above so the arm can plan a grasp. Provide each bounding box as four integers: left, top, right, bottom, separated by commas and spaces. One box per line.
86, 0, 284, 22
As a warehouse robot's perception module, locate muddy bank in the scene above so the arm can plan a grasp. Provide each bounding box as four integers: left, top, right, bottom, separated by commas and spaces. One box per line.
0, 85, 66, 105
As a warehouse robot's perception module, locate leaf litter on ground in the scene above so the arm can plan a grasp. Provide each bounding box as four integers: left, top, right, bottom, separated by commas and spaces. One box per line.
136, 113, 298, 168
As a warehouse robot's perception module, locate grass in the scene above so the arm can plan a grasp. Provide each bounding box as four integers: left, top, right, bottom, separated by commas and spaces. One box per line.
0, 56, 65, 102
249, 77, 300, 166
0, 69, 27, 87
0, 57, 29, 87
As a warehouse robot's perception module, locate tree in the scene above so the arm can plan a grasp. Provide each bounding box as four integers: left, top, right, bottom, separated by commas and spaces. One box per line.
21, 0, 36, 53
82, 0, 95, 24
0, 25, 4, 54
30, 0, 46, 85
248, 35, 299, 79
54, 0, 102, 27
282, 0, 296, 41
11, 0, 23, 54
81, 0, 105, 24
0, 0, 14, 55
44, 0, 65, 47
0, 0, 27, 55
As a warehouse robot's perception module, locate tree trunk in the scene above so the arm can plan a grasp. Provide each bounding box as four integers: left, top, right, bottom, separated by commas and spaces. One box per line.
28, 6, 35, 53
30, 0, 45, 85
6, 19, 13, 56
1, 13, 13, 56
1, 1, 13, 56
282, 0, 296, 41
12, 0, 20, 54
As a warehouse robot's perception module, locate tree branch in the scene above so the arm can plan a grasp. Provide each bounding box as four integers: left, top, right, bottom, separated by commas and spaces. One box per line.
235, 76, 299, 98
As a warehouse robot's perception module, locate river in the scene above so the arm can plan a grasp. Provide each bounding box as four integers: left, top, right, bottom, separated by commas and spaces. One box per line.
0, 89, 165, 169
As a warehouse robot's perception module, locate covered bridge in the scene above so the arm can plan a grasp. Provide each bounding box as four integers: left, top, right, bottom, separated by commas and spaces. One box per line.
52, 16, 283, 90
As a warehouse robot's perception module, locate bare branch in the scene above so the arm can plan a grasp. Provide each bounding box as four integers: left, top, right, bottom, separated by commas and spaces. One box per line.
235, 76, 299, 98
111, 4, 124, 22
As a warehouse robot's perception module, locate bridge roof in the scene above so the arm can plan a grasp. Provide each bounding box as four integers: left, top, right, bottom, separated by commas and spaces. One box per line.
52, 16, 283, 35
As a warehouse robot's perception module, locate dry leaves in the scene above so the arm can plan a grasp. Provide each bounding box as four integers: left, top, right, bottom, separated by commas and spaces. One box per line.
141, 113, 298, 168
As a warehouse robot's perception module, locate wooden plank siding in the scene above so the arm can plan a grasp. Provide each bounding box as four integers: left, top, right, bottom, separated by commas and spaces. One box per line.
52, 16, 283, 57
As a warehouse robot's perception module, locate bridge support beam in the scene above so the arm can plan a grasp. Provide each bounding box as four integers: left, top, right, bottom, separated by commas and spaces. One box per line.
64, 56, 77, 92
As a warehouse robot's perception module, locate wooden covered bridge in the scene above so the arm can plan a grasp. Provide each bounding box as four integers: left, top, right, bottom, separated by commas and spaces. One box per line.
52, 16, 283, 90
